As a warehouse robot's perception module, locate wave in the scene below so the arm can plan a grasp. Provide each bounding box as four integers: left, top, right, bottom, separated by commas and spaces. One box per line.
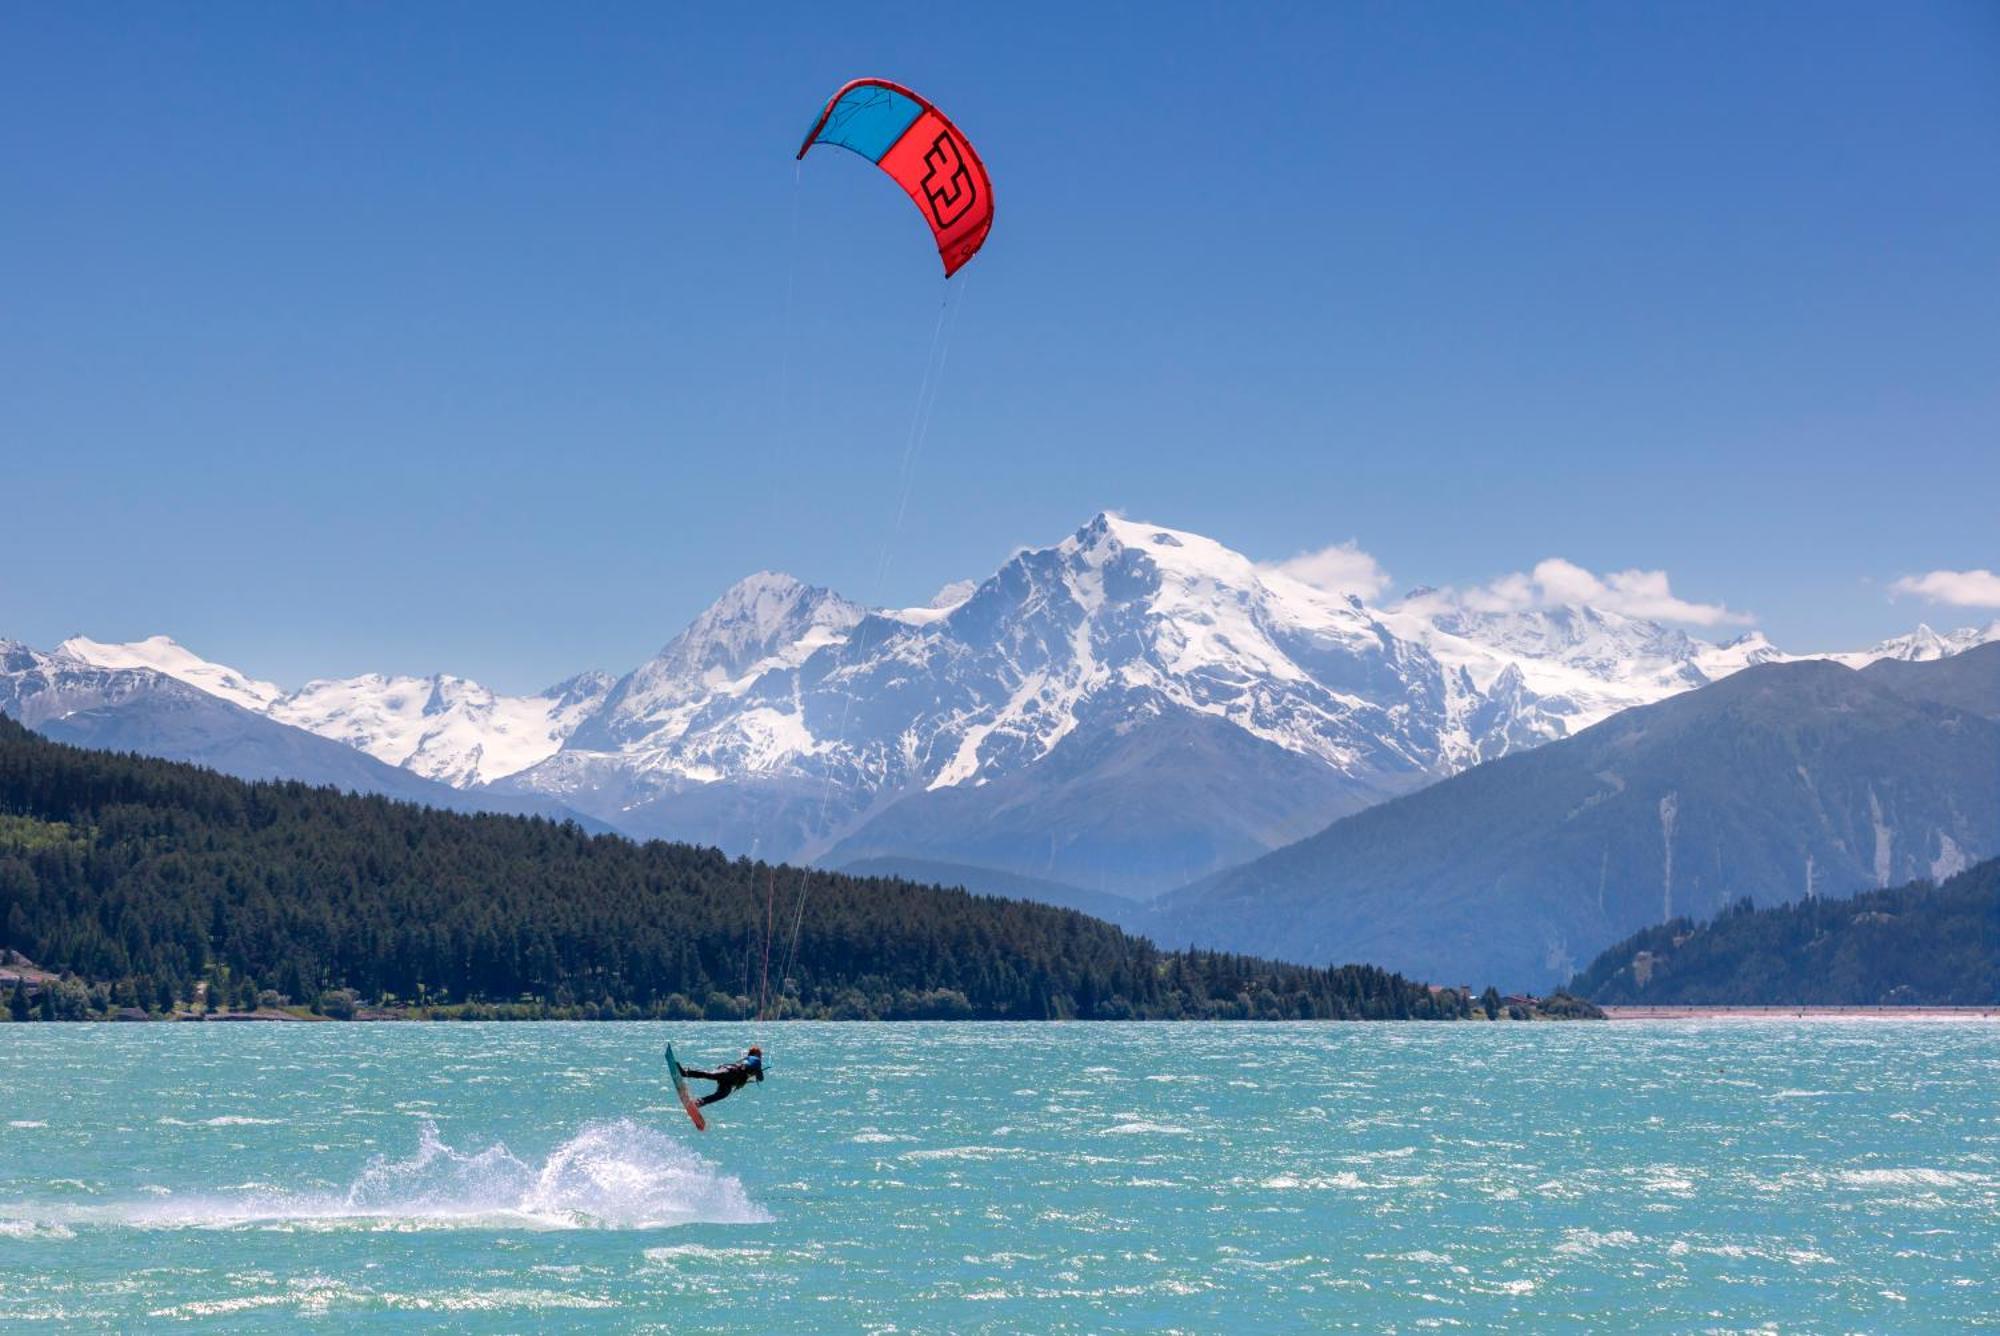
1836, 1167, 1990, 1189
902, 1145, 1027, 1162
3, 1118, 766, 1232
1258, 1172, 1368, 1191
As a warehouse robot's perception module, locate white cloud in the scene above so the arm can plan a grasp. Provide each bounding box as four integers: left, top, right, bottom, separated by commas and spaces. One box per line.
1404, 558, 1750, 627
1454, 571, 1537, 614
1264, 541, 1392, 601
1889, 569, 2000, 609
1528, 558, 1749, 626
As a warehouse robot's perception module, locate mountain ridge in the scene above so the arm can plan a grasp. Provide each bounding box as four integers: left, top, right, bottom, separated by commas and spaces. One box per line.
1156, 645, 2000, 989
0, 641, 610, 831
23, 515, 2000, 894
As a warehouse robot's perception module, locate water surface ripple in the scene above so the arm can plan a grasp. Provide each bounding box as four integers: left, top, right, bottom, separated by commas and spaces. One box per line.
2, 1022, 1995, 1330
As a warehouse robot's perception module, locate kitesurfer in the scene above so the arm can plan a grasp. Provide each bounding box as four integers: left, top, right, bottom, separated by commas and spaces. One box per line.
678, 1046, 764, 1107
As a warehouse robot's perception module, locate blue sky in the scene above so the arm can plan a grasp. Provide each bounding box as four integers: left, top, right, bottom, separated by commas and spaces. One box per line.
5, 2, 1996, 690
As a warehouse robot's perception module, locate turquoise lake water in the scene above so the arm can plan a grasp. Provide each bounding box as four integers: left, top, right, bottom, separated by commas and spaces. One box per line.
2, 1021, 1995, 1331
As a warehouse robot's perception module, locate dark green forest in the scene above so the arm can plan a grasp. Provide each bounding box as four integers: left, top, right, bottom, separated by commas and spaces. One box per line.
1571, 858, 1999, 1005
0, 717, 1467, 1021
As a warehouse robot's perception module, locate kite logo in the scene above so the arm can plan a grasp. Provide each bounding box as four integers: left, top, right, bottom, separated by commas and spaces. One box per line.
920, 131, 977, 228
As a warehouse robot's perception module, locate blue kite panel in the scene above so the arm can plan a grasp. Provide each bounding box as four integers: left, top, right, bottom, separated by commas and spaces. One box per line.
810, 85, 922, 163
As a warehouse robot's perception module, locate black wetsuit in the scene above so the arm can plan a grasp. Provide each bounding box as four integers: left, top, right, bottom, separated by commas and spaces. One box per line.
681, 1059, 763, 1107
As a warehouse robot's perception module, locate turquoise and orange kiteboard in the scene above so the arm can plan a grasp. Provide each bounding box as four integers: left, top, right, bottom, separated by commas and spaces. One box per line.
663, 1043, 706, 1132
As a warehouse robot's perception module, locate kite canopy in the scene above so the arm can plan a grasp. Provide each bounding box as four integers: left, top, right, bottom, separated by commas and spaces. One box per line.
798, 78, 993, 277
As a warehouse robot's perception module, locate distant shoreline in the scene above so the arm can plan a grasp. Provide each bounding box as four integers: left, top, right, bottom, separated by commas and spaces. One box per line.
1602, 1005, 1999, 1021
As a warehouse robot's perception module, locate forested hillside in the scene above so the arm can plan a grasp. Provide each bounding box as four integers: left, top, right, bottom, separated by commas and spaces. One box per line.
0, 718, 1463, 1021
1571, 859, 1999, 1005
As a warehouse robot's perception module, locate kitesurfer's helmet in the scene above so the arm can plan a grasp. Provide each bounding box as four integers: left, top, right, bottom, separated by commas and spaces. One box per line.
747, 1046, 762, 1057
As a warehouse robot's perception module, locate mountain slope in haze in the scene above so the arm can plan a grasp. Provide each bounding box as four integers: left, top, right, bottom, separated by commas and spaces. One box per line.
1853, 642, 2000, 721
1571, 858, 1999, 1006
0, 642, 607, 829
1158, 645, 2000, 990
836, 856, 1147, 926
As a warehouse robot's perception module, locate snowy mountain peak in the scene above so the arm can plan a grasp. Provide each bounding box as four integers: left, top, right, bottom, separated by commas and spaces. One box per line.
265, 666, 615, 789
44, 634, 610, 790
661, 572, 864, 678
711, 569, 809, 613
542, 669, 617, 707
927, 580, 978, 610
1825, 620, 2000, 669
1088, 513, 1264, 584
57, 634, 285, 713
564, 572, 866, 755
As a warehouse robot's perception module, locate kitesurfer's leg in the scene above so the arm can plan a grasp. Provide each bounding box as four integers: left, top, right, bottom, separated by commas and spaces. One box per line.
679, 1067, 718, 1081
696, 1084, 733, 1108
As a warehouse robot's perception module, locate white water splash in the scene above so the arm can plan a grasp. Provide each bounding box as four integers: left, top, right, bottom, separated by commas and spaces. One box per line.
5, 1119, 764, 1232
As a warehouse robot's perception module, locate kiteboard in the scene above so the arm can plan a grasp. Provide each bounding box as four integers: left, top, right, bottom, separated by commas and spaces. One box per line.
663, 1043, 707, 1132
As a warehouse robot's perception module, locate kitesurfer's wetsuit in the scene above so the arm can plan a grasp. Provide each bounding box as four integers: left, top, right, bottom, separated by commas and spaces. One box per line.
681, 1056, 764, 1107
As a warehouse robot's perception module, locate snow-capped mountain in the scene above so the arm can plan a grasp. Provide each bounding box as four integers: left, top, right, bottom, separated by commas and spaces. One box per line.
268, 669, 615, 788
54, 638, 613, 789
0, 640, 607, 829
1825, 621, 2000, 669
23, 515, 1999, 898
553, 519, 1451, 796
58, 634, 283, 713
491, 514, 1997, 893
500, 516, 1465, 888
1373, 601, 1790, 763
564, 572, 865, 759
